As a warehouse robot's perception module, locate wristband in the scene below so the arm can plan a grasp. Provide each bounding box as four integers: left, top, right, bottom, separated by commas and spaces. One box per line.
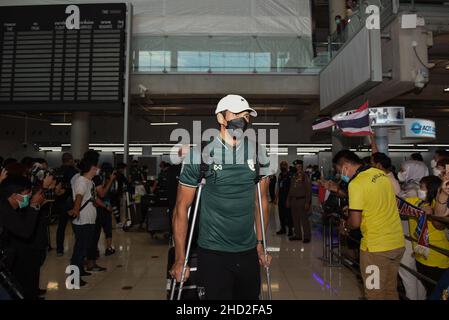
256, 240, 264, 246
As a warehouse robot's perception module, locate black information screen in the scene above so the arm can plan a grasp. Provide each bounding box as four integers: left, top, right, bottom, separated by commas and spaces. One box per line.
0, 3, 126, 111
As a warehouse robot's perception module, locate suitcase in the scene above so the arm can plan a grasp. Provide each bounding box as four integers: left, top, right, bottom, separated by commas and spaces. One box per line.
166, 246, 202, 300
146, 206, 171, 233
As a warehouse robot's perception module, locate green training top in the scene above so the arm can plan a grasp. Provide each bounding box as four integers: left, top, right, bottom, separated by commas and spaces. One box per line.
179, 136, 270, 253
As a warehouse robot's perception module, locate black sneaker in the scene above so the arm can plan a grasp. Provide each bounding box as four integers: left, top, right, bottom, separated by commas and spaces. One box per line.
38, 289, 47, 296
80, 279, 88, 287
289, 236, 302, 241
87, 264, 107, 272
287, 229, 293, 237
56, 252, 64, 257
303, 239, 311, 244
80, 270, 92, 277
105, 248, 116, 256
276, 229, 286, 235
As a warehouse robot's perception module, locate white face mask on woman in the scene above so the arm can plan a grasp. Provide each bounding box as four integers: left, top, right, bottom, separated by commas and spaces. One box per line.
418, 189, 427, 201
398, 171, 406, 182
430, 159, 437, 169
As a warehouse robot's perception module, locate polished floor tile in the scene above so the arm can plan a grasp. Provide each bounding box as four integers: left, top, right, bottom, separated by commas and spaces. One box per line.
40, 204, 363, 300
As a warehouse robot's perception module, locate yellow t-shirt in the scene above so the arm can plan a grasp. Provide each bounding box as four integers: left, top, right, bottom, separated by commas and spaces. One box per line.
406, 197, 449, 269
349, 168, 405, 252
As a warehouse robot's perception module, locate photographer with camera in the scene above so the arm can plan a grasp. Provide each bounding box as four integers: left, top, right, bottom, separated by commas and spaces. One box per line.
90, 163, 117, 259
0, 176, 47, 299
55, 153, 79, 256
29, 160, 59, 297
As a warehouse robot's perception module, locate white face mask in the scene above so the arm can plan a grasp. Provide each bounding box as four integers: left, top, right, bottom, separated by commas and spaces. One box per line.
430, 159, 437, 169
398, 171, 406, 182
418, 189, 427, 201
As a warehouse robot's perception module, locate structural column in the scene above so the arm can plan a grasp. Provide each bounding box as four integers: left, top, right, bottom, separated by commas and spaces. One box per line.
332, 127, 345, 157
142, 146, 152, 156
374, 127, 389, 155
70, 112, 90, 160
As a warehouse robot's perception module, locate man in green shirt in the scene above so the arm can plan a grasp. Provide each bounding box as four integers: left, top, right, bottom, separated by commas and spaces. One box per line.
170, 94, 272, 300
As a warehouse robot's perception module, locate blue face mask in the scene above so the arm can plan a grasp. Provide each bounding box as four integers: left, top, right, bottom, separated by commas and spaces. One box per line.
18, 194, 31, 209
341, 167, 350, 183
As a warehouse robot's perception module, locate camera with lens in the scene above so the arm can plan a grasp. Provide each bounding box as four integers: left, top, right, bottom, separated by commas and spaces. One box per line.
30, 165, 51, 187
30, 164, 58, 201
43, 188, 56, 201
30, 186, 56, 202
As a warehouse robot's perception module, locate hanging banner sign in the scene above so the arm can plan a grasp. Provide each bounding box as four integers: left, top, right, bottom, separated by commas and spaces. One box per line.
334, 106, 405, 128
402, 118, 436, 139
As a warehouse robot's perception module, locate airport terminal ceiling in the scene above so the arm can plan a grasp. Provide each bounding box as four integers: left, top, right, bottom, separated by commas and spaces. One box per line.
0, 0, 448, 147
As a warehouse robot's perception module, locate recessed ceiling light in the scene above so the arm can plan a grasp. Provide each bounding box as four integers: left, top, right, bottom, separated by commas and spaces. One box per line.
150, 122, 179, 126
50, 123, 72, 126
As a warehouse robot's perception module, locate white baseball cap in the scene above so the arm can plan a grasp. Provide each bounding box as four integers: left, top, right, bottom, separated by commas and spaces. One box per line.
215, 94, 257, 117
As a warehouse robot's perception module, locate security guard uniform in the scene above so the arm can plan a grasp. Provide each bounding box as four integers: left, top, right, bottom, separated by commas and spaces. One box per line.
287, 169, 312, 241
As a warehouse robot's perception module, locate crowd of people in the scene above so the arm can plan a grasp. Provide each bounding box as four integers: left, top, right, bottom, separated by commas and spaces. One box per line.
0, 151, 152, 299
319, 146, 449, 300
265, 141, 449, 300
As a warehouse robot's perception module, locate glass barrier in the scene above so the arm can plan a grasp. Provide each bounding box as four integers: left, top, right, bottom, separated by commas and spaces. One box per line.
131, 1, 417, 74
329, 0, 400, 55
132, 35, 328, 74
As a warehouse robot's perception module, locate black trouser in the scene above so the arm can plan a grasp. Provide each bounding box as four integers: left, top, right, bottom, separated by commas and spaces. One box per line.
88, 207, 113, 259
56, 207, 70, 254
416, 261, 448, 298
278, 201, 293, 231
197, 247, 260, 300
71, 224, 95, 272
9, 248, 41, 300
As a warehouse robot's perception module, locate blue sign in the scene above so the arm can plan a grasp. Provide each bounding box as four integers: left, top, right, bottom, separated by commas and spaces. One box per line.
411, 122, 422, 134
409, 122, 435, 137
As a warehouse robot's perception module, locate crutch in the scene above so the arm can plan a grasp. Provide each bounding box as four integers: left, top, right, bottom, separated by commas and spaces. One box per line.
256, 180, 273, 300
175, 177, 206, 300
169, 205, 191, 300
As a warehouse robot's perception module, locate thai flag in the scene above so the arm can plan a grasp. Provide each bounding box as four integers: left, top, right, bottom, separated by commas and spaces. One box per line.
312, 117, 335, 131
332, 101, 372, 136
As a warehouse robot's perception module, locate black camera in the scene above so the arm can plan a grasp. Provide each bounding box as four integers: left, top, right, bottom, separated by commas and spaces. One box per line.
30, 165, 52, 187
31, 186, 56, 202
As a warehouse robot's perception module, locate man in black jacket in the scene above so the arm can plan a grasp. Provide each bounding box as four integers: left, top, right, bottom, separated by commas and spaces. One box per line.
0, 176, 46, 299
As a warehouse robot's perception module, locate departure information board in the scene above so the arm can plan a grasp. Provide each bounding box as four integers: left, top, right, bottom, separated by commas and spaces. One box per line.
0, 3, 127, 111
